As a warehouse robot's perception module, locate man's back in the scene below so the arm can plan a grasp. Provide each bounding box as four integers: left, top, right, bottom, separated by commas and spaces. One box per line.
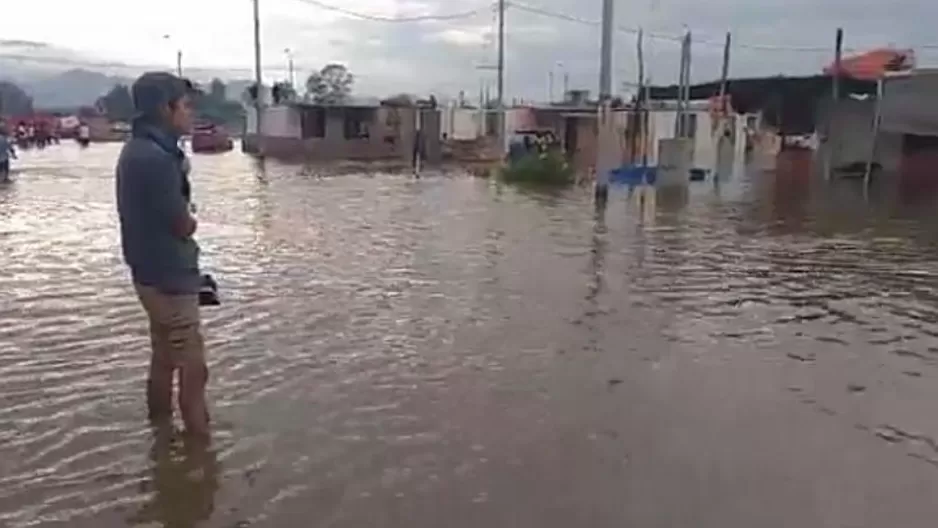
116, 135, 200, 293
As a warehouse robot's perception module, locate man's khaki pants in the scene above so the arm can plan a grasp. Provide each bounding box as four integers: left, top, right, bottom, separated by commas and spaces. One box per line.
135, 283, 210, 437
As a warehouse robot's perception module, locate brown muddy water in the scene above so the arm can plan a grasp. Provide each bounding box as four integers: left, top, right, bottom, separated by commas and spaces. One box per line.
4, 143, 938, 527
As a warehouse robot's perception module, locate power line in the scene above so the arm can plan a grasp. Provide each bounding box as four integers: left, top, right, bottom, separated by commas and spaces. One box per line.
0, 53, 256, 74
506, 1, 864, 53
290, 0, 494, 22
0, 52, 478, 84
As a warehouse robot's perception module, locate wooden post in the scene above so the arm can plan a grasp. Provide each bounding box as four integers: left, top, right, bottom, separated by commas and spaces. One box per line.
718, 33, 731, 112
675, 30, 692, 138
864, 77, 884, 187
833, 28, 843, 102
684, 31, 692, 138
674, 33, 686, 137
414, 107, 423, 176
714, 32, 732, 179
827, 27, 843, 181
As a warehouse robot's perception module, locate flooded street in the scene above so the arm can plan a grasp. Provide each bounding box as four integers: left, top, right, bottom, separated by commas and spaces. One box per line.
6, 143, 938, 527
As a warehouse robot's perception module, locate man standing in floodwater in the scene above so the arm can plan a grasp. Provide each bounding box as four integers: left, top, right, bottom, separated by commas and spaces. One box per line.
115, 72, 210, 440
0, 128, 16, 182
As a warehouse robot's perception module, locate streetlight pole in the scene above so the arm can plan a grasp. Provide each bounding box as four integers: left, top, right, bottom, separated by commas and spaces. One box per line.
557, 61, 567, 102
163, 35, 182, 76
284, 48, 295, 89
548, 70, 554, 103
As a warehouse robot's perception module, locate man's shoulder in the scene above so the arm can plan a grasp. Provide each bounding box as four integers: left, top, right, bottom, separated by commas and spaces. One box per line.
118, 137, 173, 171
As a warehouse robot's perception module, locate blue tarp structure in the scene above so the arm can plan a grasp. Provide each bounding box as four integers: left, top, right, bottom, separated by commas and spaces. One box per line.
609, 164, 657, 185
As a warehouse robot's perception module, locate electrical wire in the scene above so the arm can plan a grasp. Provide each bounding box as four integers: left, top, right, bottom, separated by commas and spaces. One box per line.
0, 53, 256, 74
290, 0, 494, 22
506, 1, 864, 53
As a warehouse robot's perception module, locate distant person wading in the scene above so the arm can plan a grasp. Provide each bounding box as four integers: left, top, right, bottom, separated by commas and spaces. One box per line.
115, 72, 210, 440
0, 128, 16, 182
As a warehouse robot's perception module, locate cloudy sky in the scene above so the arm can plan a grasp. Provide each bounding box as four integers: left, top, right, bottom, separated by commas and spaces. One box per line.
3, 0, 935, 99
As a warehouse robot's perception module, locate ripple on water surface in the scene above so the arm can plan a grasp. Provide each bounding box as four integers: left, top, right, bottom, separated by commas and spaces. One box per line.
5, 144, 938, 527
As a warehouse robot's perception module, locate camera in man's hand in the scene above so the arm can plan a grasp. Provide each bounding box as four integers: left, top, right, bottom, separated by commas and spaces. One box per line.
199, 274, 220, 306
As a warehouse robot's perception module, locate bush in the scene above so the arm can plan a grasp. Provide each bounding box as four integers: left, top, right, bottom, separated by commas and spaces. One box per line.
499, 150, 576, 186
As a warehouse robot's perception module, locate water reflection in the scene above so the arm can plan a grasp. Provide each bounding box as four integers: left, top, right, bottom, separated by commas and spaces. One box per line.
129, 430, 220, 528
6, 144, 938, 526
582, 207, 607, 353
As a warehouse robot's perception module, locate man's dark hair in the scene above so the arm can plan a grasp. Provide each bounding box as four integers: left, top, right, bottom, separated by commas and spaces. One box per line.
131, 72, 196, 120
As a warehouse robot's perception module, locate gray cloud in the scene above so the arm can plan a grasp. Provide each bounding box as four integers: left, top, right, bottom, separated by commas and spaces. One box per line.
272, 0, 938, 100
6, 0, 935, 101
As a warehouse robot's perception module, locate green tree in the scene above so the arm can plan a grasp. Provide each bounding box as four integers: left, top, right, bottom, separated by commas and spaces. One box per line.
96, 84, 134, 121
192, 80, 244, 129
0, 81, 33, 115
209, 78, 227, 100
305, 64, 354, 104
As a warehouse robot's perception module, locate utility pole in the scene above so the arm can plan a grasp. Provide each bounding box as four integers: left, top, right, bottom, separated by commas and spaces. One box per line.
496, 0, 506, 153
252, 0, 264, 152
599, 0, 613, 100
828, 27, 844, 181
637, 28, 646, 166
163, 35, 182, 77
832, 28, 843, 103
675, 29, 691, 137
284, 48, 295, 89
717, 32, 731, 111
555, 61, 566, 102
479, 80, 486, 137
595, 0, 615, 204
715, 32, 732, 179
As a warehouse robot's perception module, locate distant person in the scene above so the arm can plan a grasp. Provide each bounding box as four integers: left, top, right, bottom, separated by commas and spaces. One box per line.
115, 72, 210, 440
412, 127, 424, 170
0, 129, 16, 182
77, 122, 91, 147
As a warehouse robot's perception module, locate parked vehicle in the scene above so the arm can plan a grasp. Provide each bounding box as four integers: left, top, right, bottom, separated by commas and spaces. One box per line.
191, 123, 233, 153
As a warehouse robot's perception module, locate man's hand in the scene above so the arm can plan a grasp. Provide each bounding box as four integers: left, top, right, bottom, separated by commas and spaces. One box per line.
173, 213, 197, 239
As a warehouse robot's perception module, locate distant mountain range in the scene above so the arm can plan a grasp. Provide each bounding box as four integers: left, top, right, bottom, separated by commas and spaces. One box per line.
21, 69, 132, 109
0, 39, 258, 110
8, 69, 253, 110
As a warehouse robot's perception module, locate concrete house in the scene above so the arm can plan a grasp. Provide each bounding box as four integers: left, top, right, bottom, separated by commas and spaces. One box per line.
243, 101, 441, 163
